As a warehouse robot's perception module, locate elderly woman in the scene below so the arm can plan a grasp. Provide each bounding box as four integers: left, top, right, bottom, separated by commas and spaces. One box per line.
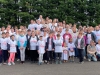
87, 40, 97, 62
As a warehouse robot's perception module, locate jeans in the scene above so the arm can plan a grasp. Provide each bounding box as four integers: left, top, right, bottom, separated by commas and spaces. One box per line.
75, 48, 79, 57
83, 49, 86, 57
47, 51, 54, 62
39, 53, 43, 63
97, 54, 100, 59
55, 53, 62, 61
87, 54, 97, 62
20, 48, 25, 61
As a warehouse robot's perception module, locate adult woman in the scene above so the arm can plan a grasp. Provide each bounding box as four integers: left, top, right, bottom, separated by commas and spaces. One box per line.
87, 40, 97, 62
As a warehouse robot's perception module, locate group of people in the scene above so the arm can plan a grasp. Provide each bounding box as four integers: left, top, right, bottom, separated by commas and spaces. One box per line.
0, 15, 100, 66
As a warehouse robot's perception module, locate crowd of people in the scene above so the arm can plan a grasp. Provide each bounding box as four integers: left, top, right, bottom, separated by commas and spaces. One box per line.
0, 15, 100, 66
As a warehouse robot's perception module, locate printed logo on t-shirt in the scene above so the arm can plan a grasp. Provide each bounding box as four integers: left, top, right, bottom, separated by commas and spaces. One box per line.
40, 44, 45, 48
11, 44, 15, 47
63, 50, 67, 54
20, 40, 24, 43
65, 35, 69, 40
96, 34, 100, 36
2, 42, 7, 45
31, 40, 37, 43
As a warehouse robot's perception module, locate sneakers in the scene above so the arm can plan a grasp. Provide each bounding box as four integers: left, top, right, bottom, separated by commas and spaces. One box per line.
8, 62, 15, 66
17, 59, 20, 61
8, 62, 11, 66
3, 63, 7, 65
38, 62, 41, 65
84, 57, 86, 59
88, 59, 91, 62
0, 63, 2, 66
59, 61, 62, 64
12, 62, 15, 65
80, 61, 84, 64
56, 60, 58, 64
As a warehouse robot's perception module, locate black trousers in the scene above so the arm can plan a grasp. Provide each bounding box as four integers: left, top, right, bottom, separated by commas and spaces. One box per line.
55, 53, 62, 61
2, 50, 8, 62
30, 50, 38, 62
43, 51, 48, 60
47, 51, 54, 62
25, 47, 30, 59
78, 49, 84, 62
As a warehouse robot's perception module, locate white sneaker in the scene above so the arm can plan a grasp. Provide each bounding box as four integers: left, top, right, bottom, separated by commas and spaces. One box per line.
0, 63, 2, 66
8, 62, 11, 66
3, 63, 7, 65
80, 61, 84, 64
88, 59, 91, 62
17, 59, 20, 61
84, 57, 86, 59
12, 62, 15, 65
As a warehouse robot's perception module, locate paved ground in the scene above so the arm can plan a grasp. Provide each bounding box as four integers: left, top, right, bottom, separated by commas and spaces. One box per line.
0, 59, 100, 75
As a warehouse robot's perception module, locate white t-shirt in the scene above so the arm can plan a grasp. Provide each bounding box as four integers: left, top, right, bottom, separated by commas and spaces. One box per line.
96, 44, 100, 54
28, 24, 36, 30
65, 35, 70, 44
94, 30, 100, 42
87, 34, 92, 44
4, 30, 12, 35
30, 36, 37, 50
9, 40, 17, 52
0, 38, 8, 50
68, 42, 75, 51
63, 47, 68, 54
6, 37, 10, 44
43, 35, 48, 43
36, 24, 43, 30
48, 38, 52, 51
54, 39, 63, 53
37, 40, 45, 54
72, 32, 78, 43
78, 38, 82, 48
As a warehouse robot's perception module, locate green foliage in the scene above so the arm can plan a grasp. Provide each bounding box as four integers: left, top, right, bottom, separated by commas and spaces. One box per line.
0, 0, 100, 27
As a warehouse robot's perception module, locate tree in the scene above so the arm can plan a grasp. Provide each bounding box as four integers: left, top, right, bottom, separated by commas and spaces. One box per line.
0, 0, 100, 27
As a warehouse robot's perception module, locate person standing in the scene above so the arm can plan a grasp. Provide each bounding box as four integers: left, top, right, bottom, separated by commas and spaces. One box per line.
54, 34, 63, 64
8, 35, 17, 66
46, 32, 55, 64
27, 31, 38, 63
75, 33, 85, 64
37, 36, 45, 65
26, 29, 31, 60
62, 43, 69, 63
18, 31, 27, 64
0, 32, 8, 65
68, 38, 75, 62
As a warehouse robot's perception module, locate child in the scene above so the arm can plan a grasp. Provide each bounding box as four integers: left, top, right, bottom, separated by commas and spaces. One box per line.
62, 43, 69, 62
46, 32, 55, 64
8, 35, 17, 66
18, 30, 27, 64
75, 33, 85, 64
37, 36, 45, 65
0, 32, 8, 65
54, 34, 63, 64
68, 38, 75, 62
